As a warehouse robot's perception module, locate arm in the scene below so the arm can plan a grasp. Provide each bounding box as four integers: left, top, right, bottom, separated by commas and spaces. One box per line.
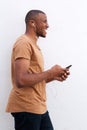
14, 58, 70, 88
14, 58, 50, 88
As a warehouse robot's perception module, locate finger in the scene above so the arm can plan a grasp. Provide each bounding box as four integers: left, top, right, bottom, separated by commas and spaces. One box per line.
61, 75, 67, 80
64, 69, 70, 75
54, 77, 64, 82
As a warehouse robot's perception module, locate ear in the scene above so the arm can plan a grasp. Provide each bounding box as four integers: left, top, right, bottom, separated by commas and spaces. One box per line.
29, 20, 35, 27
32, 23, 35, 27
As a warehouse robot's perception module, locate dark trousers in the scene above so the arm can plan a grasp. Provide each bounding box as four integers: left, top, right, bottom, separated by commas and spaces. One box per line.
11, 111, 54, 130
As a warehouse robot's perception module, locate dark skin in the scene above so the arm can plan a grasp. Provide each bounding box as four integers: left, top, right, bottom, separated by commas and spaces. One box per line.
14, 13, 70, 88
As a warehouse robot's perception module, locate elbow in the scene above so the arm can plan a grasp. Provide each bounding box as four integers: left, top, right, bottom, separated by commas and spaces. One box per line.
15, 77, 25, 88
16, 81, 24, 88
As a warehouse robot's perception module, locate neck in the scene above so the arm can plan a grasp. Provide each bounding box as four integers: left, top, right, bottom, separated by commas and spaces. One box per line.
25, 30, 38, 43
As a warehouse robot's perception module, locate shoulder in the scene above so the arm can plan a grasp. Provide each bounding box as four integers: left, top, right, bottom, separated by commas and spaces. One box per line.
12, 35, 33, 60
13, 35, 31, 48
12, 35, 34, 54
12, 35, 33, 58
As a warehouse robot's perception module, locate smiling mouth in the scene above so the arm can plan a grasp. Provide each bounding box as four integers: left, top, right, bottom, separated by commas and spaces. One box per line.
44, 29, 47, 34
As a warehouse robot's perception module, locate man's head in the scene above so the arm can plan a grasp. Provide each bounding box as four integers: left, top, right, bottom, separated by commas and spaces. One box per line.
25, 10, 49, 38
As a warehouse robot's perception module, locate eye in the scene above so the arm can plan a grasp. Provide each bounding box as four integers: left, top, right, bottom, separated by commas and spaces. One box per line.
44, 20, 47, 23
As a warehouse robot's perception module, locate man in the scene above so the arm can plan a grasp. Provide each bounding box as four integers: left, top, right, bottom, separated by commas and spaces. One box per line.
6, 10, 70, 130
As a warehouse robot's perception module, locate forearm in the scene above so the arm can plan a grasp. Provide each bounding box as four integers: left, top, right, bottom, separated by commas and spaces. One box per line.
16, 70, 52, 88
46, 77, 55, 83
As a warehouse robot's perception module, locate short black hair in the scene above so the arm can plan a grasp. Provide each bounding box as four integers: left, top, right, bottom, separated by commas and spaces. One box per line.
25, 10, 45, 24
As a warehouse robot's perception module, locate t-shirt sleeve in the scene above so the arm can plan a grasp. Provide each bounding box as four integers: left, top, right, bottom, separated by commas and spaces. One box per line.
13, 40, 32, 60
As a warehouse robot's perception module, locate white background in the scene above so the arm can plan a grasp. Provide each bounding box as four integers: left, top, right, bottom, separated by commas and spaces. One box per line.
0, 0, 87, 130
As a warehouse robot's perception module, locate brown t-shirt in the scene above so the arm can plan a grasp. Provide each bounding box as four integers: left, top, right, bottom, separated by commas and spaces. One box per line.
6, 35, 47, 114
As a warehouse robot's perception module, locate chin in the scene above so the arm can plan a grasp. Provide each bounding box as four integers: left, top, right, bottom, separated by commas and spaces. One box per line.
37, 32, 46, 38
40, 34, 46, 38
42, 36, 46, 38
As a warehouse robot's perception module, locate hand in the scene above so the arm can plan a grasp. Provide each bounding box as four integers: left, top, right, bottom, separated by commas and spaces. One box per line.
49, 65, 68, 78
54, 68, 70, 81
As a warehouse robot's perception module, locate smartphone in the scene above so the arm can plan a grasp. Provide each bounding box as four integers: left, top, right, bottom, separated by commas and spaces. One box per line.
66, 65, 72, 69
